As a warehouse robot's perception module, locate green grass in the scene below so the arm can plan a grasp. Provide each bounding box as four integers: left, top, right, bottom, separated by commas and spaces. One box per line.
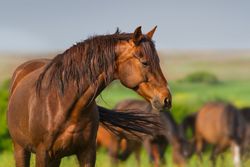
1, 149, 250, 167
0, 80, 12, 151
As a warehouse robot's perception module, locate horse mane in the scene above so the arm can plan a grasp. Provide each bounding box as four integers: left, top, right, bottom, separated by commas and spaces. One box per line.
36, 29, 159, 95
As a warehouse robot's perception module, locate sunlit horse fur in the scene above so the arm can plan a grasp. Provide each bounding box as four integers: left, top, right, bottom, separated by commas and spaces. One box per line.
8, 26, 172, 167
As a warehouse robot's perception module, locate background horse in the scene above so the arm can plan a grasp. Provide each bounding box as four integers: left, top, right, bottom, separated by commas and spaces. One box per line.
116, 100, 192, 167
194, 102, 245, 167
96, 124, 142, 167
97, 99, 191, 167
179, 112, 197, 139
240, 107, 250, 159
7, 26, 172, 167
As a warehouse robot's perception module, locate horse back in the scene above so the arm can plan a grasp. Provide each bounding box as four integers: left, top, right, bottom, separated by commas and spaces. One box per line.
9, 58, 50, 95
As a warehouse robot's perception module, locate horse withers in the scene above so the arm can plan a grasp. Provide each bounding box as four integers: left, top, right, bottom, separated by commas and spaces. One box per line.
7, 26, 172, 167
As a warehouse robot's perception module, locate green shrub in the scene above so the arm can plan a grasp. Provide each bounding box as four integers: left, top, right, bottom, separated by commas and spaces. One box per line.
0, 79, 11, 151
179, 71, 219, 84
1, 79, 10, 90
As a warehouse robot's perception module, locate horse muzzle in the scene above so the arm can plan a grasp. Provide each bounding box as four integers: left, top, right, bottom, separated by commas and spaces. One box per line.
151, 95, 172, 111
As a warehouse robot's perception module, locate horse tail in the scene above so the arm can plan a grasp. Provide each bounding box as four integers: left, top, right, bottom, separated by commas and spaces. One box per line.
225, 104, 245, 144
98, 105, 162, 139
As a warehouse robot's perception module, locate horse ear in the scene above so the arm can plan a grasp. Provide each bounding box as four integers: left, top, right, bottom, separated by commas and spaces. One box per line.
146, 26, 157, 39
115, 27, 120, 34
133, 26, 143, 45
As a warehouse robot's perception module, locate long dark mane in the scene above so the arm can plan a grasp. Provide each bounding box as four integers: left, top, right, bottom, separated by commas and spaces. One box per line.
36, 29, 159, 95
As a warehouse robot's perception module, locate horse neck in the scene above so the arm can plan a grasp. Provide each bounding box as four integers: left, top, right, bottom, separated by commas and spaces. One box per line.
40, 72, 112, 148
80, 72, 110, 99
66, 72, 112, 120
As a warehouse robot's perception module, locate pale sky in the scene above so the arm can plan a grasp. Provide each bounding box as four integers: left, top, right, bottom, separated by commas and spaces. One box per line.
0, 0, 249, 53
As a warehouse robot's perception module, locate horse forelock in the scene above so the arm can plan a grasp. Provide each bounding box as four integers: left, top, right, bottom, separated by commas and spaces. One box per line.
36, 30, 159, 95
140, 39, 159, 71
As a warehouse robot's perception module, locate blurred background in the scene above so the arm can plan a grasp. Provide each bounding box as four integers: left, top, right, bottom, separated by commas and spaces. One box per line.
0, 0, 250, 166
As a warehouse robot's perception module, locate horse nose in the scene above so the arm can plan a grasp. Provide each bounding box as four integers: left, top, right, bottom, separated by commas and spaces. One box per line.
164, 97, 172, 109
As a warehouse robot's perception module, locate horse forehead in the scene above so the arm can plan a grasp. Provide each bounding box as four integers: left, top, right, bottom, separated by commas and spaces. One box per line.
116, 41, 135, 60
116, 40, 157, 64
118, 40, 133, 48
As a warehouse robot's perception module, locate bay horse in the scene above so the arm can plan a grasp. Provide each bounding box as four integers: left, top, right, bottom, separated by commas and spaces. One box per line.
194, 102, 245, 167
7, 26, 172, 167
97, 99, 191, 167
9, 58, 162, 166
10, 59, 160, 162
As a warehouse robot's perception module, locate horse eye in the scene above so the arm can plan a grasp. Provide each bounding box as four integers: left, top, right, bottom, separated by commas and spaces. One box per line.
141, 61, 149, 67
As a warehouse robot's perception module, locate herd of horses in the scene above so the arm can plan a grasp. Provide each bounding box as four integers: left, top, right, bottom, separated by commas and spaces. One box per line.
96, 99, 192, 167
96, 100, 250, 167
6, 26, 249, 167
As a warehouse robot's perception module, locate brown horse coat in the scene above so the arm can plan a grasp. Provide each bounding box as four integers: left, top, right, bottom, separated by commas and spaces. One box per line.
7, 27, 172, 167
195, 102, 245, 167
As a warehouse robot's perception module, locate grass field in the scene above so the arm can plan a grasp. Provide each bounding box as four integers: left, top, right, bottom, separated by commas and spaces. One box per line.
0, 50, 250, 166
1, 149, 250, 167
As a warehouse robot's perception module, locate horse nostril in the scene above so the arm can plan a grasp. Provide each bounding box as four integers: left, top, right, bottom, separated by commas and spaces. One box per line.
164, 98, 172, 108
